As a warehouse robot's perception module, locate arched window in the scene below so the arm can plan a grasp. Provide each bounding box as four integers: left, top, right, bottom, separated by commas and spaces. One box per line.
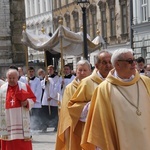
119, 0, 128, 40
141, 0, 148, 22
110, 7, 116, 36
98, 1, 107, 41
64, 12, 71, 30
89, 4, 97, 38
107, 0, 116, 39
119, 0, 128, 34
72, 10, 79, 32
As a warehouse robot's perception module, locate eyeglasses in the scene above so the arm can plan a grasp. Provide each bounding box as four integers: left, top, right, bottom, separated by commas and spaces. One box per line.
118, 59, 136, 64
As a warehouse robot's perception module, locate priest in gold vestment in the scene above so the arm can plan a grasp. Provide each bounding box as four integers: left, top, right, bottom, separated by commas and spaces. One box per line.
81, 48, 150, 150
68, 51, 113, 149
55, 59, 91, 150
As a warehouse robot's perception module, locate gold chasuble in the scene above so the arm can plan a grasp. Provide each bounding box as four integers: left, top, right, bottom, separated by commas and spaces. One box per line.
81, 69, 150, 150
56, 78, 79, 150
68, 70, 103, 149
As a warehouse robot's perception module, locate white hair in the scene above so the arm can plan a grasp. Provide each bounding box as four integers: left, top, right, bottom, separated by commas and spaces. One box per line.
77, 59, 91, 70
111, 48, 134, 66
37, 68, 45, 74
6, 69, 19, 78
94, 50, 112, 64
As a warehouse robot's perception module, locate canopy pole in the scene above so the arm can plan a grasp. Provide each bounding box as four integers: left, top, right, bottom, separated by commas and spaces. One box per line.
58, 18, 64, 112
58, 18, 64, 76
96, 29, 101, 51
60, 34, 63, 76
41, 27, 48, 72
44, 51, 48, 71
41, 27, 51, 115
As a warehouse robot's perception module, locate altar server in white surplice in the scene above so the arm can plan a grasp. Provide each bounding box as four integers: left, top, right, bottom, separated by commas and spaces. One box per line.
56, 64, 75, 104
27, 66, 42, 130
18, 67, 28, 84
41, 65, 59, 132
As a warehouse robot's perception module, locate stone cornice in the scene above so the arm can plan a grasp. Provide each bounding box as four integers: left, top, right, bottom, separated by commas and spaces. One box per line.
26, 11, 53, 26
53, 2, 76, 12
132, 21, 150, 33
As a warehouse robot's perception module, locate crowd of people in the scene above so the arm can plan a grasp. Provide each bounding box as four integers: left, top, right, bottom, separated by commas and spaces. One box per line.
0, 48, 150, 150
56, 49, 150, 150
0, 63, 76, 150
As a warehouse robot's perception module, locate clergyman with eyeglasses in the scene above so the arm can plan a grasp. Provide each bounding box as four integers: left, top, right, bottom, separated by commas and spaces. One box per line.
81, 48, 150, 150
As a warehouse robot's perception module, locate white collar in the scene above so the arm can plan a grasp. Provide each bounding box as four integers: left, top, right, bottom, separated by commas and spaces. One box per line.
97, 71, 105, 80
76, 78, 80, 83
113, 70, 135, 82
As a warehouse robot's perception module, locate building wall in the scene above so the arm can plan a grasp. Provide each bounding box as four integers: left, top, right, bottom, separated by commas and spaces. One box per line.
52, 0, 131, 69
132, 0, 150, 63
25, 0, 53, 64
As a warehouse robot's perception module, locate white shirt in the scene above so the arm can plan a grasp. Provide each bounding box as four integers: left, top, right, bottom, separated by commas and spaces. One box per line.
28, 77, 42, 108
19, 76, 27, 84
42, 75, 59, 106
56, 74, 75, 102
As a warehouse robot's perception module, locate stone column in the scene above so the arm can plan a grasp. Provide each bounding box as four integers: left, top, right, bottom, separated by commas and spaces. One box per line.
29, 0, 33, 16
40, 0, 44, 13
136, 0, 141, 23
0, 1, 12, 65
46, 0, 50, 11
132, 0, 137, 24
10, 0, 26, 64
34, 0, 38, 15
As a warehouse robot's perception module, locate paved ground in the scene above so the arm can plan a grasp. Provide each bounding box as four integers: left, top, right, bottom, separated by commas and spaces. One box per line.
32, 128, 57, 150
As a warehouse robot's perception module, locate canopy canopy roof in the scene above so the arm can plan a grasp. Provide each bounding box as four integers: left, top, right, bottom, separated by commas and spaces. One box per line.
22, 25, 104, 56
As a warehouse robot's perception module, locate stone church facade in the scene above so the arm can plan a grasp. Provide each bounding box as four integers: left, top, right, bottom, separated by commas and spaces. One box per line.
0, 0, 26, 77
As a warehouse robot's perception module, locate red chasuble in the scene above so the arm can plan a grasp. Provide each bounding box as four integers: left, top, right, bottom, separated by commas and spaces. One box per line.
6, 84, 36, 109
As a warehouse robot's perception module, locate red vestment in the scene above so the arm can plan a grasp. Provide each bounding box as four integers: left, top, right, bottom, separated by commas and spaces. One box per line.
0, 82, 36, 150
1, 139, 32, 150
